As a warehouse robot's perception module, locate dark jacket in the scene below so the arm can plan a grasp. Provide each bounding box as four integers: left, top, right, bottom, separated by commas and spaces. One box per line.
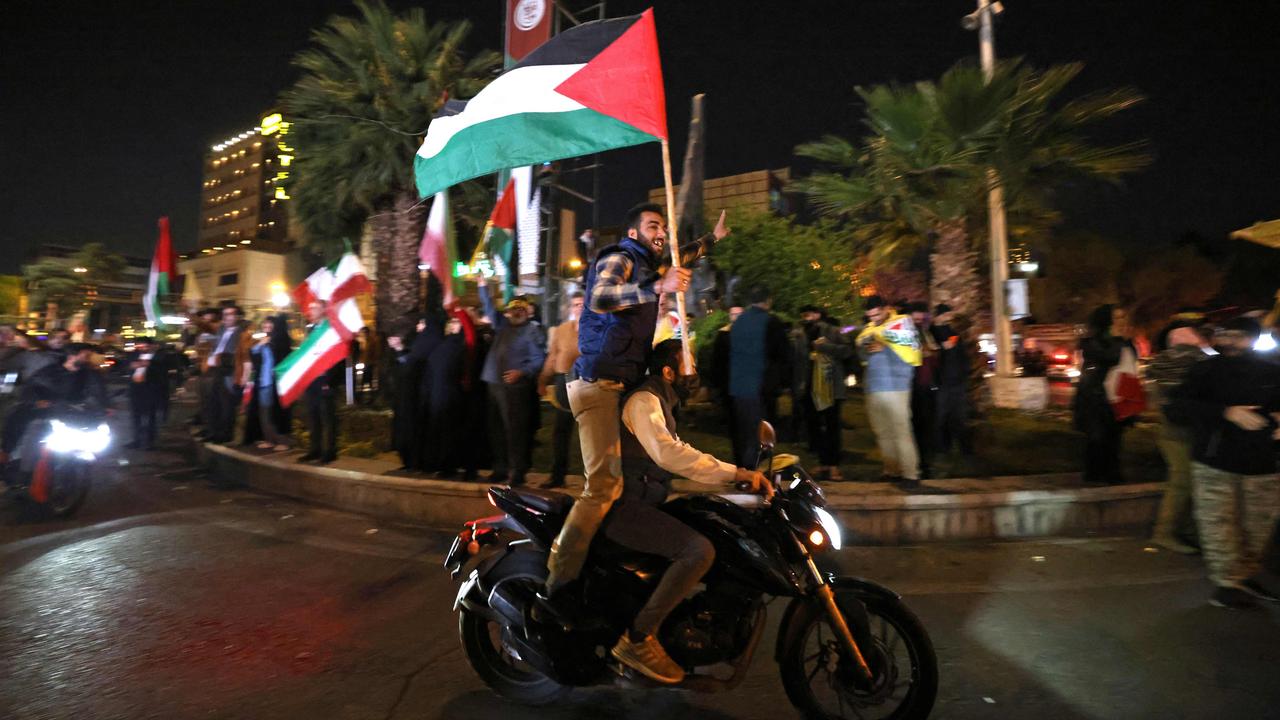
728, 306, 790, 398
794, 319, 853, 401
1073, 334, 1130, 435
1166, 352, 1280, 475
1146, 344, 1209, 418
574, 238, 662, 386
930, 323, 969, 388
23, 362, 108, 409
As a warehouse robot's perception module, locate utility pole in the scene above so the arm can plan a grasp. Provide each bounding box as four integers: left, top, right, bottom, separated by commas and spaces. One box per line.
971, 0, 1014, 376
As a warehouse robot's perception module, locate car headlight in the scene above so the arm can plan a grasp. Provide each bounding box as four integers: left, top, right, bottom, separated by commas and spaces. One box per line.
814, 506, 842, 550
43, 420, 111, 458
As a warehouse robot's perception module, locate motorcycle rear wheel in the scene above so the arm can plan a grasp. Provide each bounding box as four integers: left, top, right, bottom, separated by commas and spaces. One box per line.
780, 592, 938, 720
458, 554, 569, 706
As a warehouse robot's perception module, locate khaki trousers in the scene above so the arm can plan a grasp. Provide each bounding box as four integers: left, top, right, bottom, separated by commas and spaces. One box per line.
866, 390, 919, 480
1191, 462, 1280, 587
1152, 417, 1196, 542
545, 378, 626, 589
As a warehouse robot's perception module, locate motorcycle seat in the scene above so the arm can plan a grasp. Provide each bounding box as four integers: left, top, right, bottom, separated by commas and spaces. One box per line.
509, 487, 575, 516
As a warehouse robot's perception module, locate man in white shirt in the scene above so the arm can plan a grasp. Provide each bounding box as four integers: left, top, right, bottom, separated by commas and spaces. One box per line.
605, 340, 772, 685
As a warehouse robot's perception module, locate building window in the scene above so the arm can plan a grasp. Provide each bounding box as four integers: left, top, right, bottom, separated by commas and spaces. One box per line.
218, 273, 239, 287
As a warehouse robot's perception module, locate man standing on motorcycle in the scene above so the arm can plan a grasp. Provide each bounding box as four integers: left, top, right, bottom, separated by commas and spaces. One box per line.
544, 204, 730, 600
605, 339, 773, 684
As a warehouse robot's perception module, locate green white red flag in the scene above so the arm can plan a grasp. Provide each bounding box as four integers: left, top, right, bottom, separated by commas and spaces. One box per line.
414, 9, 667, 198
275, 250, 370, 408
143, 217, 180, 326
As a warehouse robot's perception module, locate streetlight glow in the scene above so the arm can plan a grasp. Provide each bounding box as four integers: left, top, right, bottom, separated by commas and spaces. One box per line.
72, 266, 88, 273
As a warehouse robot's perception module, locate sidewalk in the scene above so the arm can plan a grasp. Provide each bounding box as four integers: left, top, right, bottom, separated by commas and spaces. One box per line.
196, 438, 1164, 545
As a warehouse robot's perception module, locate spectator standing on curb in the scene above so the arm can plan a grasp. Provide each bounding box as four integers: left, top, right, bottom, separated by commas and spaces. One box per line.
795, 304, 854, 480
728, 284, 790, 468
909, 302, 940, 478
299, 300, 343, 464
244, 316, 293, 452
479, 285, 545, 487
189, 308, 220, 435
1073, 305, 1137, 485
423, 310, 469, 478
856, 295, 922, 483
387, 317, 422, 471
1168, 316, 1280, 609
929, 305, 974, 458
205, 306, 249, 443
1146, 321, 1211, 554
125, 337, 168, 450
538, 292, 584, 489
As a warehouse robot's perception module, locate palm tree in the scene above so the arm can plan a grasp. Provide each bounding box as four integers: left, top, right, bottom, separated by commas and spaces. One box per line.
796, 60, 1147, 328
23, 243, 126, 328
281, 1, 499, 331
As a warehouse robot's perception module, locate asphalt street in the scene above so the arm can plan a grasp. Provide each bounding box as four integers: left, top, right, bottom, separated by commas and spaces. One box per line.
1, 411, 1277, 720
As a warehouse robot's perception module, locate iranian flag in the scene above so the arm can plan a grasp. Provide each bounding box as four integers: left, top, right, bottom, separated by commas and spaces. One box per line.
143, 217, 180, 326
419, 191, 460, 306
275, 251, 370, 408
414, 9, 667, 198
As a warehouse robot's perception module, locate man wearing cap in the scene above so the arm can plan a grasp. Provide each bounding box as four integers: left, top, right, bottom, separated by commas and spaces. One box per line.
480, 284, 545, 486
544, 203, 729, 599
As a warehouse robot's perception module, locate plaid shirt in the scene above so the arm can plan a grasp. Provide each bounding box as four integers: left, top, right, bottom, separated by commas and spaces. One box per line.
588, 234, 714, 314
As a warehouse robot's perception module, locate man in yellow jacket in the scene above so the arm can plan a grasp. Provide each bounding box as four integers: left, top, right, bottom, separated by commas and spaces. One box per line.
856, 295, 922, 482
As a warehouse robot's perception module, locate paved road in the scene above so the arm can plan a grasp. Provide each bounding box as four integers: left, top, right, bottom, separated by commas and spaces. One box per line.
2, 414, 1277, 720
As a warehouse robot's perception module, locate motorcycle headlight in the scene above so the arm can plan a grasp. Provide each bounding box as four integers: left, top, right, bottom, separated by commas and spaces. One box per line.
43, 420, 111, 458
814, 506, 843, 551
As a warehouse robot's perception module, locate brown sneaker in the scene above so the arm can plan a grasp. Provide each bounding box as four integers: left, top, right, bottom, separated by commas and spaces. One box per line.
611, 633, 685, 684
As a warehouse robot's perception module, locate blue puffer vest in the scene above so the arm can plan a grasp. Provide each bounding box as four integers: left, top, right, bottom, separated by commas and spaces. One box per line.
573, 238, 660, 387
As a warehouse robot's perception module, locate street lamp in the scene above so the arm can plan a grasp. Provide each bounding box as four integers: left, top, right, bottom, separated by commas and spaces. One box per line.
964, 0, 1015, 378
72, 266, 88, 273
269, 281, 290, 309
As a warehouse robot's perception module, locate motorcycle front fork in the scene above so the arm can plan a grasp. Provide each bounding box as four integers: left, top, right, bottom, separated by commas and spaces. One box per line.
801, 549, 874, 684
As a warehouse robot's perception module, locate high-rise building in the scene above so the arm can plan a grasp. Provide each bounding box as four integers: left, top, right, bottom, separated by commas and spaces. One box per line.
197, 112, 294, 252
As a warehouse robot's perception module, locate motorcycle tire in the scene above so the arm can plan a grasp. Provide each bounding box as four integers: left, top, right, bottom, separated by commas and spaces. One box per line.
780, 591, 938, 720
34, 462, 90, 519
458, 552, 569, 706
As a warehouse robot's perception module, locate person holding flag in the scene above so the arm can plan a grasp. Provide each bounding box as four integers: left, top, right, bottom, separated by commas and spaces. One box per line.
543, 203, 730, 603
857, 295, 924, 483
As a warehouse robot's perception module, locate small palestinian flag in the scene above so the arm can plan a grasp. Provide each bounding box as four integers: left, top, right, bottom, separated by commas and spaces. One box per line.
143, 217, 180, 326
415, 9, 667, 198
479, 177, 518, 271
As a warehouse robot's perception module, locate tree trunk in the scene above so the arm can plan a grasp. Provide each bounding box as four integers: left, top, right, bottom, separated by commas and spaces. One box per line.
372, 191, 427, 338
929, 221, 991, 413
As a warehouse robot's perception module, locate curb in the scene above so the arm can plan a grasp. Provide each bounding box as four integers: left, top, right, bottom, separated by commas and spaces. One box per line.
196, 442, 1162, 545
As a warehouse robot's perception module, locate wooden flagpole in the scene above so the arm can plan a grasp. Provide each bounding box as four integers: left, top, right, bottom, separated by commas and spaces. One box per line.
660, 138, 693, 374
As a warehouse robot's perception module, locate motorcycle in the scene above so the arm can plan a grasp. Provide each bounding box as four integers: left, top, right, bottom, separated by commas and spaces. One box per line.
445, 421, 938, 719
1, 404, 111, 518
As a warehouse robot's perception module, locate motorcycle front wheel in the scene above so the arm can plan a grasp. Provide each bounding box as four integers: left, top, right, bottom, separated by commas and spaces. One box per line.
780, 591, 938, 720
34, 460, 90, 519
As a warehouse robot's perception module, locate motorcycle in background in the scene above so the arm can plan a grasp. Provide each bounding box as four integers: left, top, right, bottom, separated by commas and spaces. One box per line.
1, 404, 111, 518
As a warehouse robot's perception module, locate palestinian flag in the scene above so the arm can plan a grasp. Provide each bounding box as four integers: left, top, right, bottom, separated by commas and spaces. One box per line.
143, 217, 180, 326
275, 250, 370, 408
478, 177, 518, 271
415, 9, 667, 198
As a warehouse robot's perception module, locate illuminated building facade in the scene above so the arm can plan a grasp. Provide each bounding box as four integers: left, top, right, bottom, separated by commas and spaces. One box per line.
197, 112, 294, 253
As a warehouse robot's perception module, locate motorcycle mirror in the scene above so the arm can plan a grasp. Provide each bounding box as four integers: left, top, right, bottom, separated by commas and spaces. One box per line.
758, 421, 776, 450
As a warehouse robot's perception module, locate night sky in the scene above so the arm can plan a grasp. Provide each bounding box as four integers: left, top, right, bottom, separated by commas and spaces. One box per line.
3, 0, 1277, 272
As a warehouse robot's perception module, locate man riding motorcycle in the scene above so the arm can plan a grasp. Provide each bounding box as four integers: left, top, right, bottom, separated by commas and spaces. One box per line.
603, 339, 773, 684
0, 343, 108, 463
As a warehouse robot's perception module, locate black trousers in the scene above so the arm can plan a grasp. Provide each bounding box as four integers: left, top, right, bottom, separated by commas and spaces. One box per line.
911, 386, 937, 474
549, 407, 575, 482
488, 379, 535, 482
130, 388, 160, 447
1083, 425, 1123, 485
210, 371, 239, 442
934, 384, 972, 454
802, 395, 843, 467
732, 394, 765, 468
604, 499, 715, 637
306, 386, 338, 459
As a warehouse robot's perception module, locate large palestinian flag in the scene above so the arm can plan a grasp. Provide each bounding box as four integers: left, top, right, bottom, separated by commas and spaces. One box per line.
415, 9, 667, 198
143, 217, 180, 326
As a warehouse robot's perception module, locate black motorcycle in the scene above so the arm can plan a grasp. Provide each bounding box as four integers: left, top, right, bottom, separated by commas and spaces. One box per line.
445, 422, 938, 719
1, 404, 111, 518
